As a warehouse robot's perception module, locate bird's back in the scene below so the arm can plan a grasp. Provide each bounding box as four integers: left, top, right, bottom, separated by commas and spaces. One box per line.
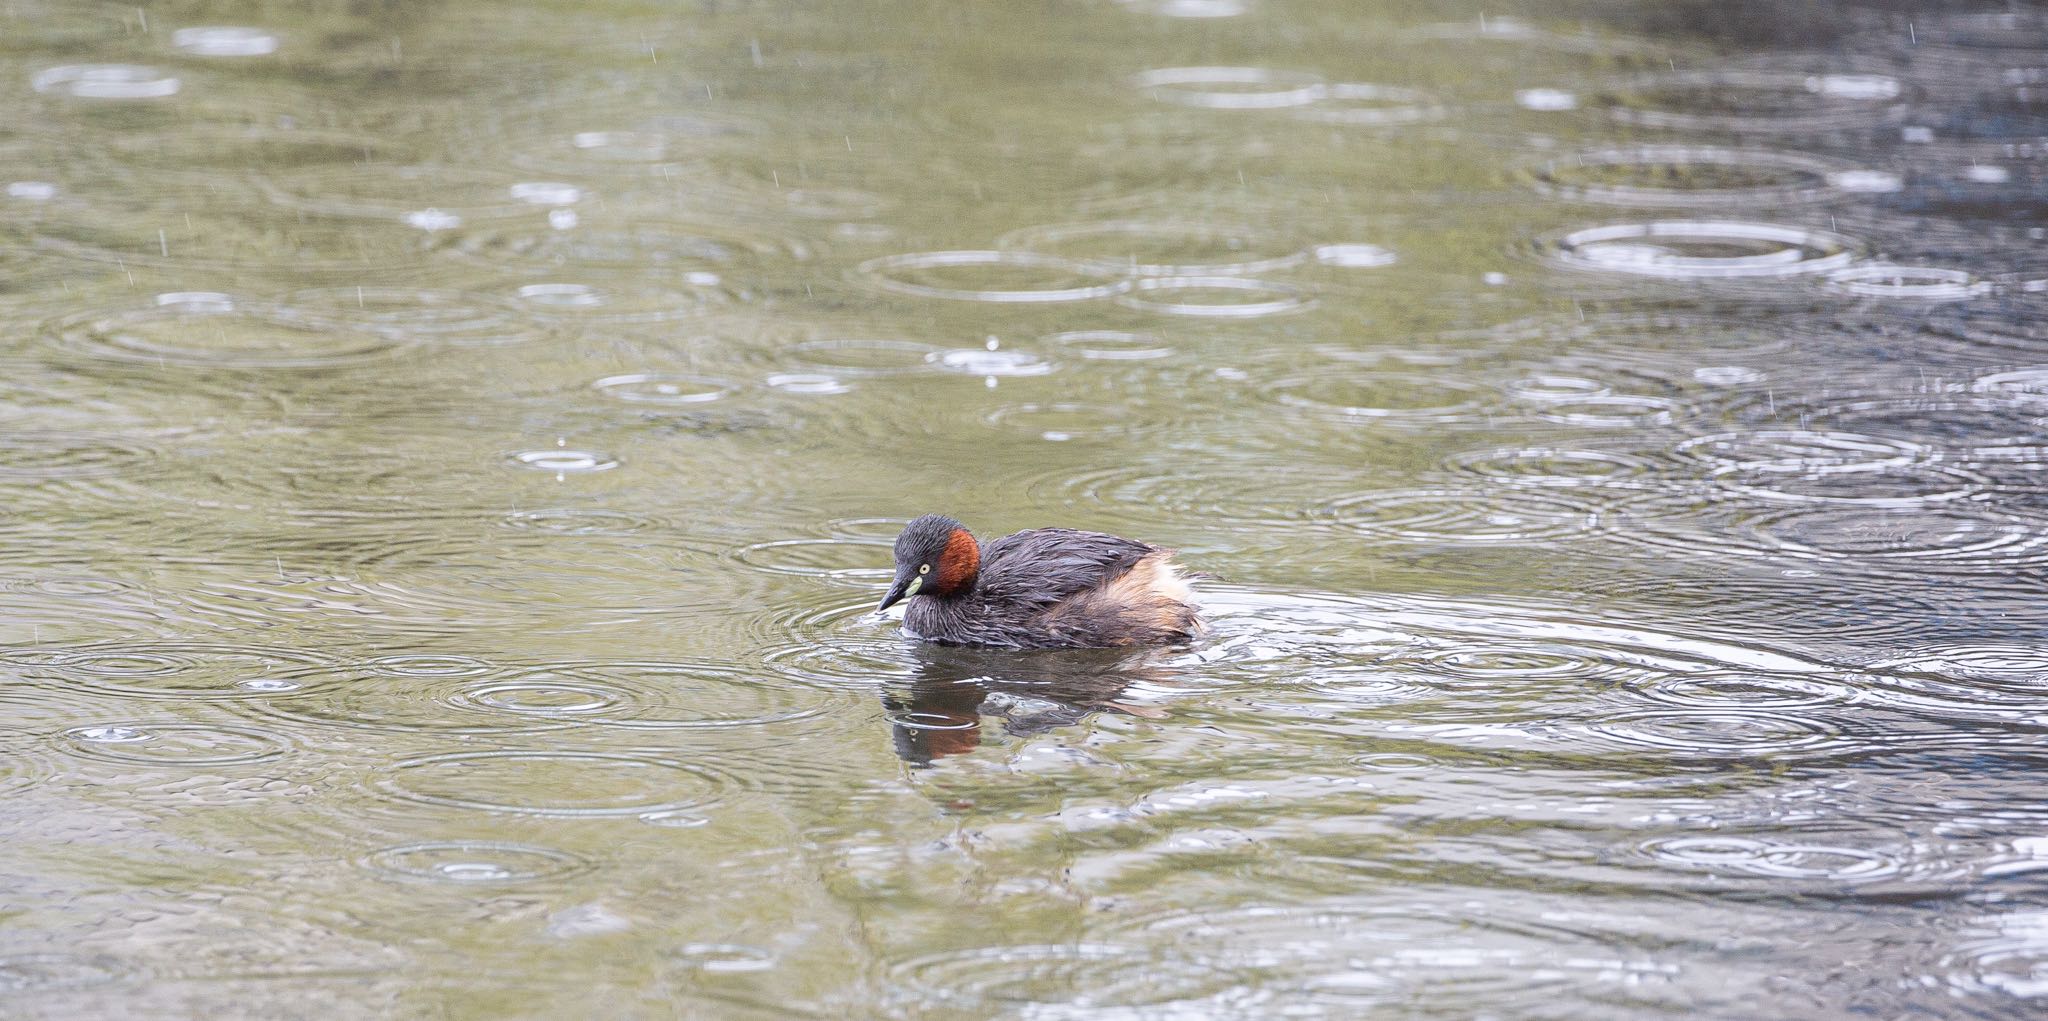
906, 528, 1202, 649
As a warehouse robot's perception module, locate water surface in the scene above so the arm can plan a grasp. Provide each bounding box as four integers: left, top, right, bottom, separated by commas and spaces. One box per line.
2, 0, 2046, 1017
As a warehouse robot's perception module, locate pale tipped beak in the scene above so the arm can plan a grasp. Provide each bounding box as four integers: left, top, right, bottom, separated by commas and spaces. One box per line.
877, 570, 922, 613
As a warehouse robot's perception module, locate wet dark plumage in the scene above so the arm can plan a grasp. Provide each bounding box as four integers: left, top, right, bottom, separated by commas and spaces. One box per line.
879, 514, 1203, 650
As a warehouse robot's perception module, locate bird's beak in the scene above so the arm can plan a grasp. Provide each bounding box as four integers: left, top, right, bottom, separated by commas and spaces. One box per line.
877, 569, 922, 613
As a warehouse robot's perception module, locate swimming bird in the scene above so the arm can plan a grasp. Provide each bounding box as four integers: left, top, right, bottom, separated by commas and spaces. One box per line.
876, 514, 1202, 649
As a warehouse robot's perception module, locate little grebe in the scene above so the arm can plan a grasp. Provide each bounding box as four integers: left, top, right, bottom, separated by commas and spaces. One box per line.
876, 514, 1203, 649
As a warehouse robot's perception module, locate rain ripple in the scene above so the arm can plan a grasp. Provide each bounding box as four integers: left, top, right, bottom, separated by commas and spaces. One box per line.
884, 943, 1243, 1015
1318, 487, 1603, 546
1867, 645, 2048, 722
461, 661, 843, 731
12, 642, 328, 700
855, 250, 1129, 303
1535, 221, 1858, 279
59, 722, 292, 766
47, 293, 412, 369
1525, 146, 1871, 207
1098, 898, 1673, 1014
998, 219, 1310, 277
363, 841, 591, 885
374, 749, 736, 818
1632, 835, 1903, 883
1596, 70, 1908, 133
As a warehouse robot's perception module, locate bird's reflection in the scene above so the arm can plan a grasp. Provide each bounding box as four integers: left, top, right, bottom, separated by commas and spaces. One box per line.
881, 643, 1181, 766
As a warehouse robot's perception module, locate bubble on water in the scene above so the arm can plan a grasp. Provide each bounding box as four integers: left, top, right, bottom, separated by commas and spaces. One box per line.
1132, 66, 1327, 109
156, 291, 236, 310
402, 208, 461, 231
70, 726, 146, 743
6, 182, 58, 201
1964, 165, 2013, 184
31, 64, 181, 99
1814, 74, 1900, 100
510, 181, 583, 206
1536, 221, 1858, 278
515, 282, 604, 307
365, 841, 589, 884
571, 130, 671, 159
1516, 88, 1578, 111
928, 348, 1055, 376
765, 372, 850, 395
1828, 170, 1904, 194
171, 26, 280, 57
1124, 0, 1248, 17
672, 943, 777, 972
593, 372, 736, 405
1694, 366, 1763, 385
545, 903, 633, 939
1313, 243, 1397, 267
61, 723, 292, 765
504, 449, 620, 473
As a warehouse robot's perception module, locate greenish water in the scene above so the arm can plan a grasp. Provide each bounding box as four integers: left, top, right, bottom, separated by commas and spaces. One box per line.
3, 1, 2047, 1017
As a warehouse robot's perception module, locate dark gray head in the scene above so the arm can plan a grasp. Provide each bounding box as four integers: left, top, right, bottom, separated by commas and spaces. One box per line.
877, 514, 980, 612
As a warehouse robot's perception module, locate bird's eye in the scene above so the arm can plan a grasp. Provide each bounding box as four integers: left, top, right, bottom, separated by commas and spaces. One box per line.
918, 564, 931, 575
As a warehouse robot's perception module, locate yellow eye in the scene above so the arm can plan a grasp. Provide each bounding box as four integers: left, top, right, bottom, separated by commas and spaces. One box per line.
918, 564, 931, 575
